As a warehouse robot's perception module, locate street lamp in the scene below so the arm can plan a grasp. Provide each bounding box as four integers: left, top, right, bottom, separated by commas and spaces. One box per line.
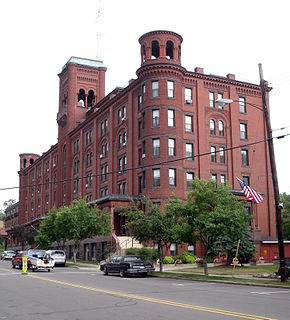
216, 79, 287, 282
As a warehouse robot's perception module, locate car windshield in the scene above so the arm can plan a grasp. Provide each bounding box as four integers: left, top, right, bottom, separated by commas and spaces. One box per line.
51, 251, 64, 256
123, 256, 143, 262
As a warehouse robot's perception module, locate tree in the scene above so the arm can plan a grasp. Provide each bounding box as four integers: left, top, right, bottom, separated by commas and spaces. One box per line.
281, 192, 290, 240
3, 199, 16, 209
122, 198, 179, 272
10, 225, 37, 250
56, 198, 111, 264
174, 179, 252, 275
35, 199, 111, 264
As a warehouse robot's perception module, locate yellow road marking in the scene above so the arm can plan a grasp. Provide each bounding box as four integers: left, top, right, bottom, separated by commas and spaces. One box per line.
28, 274, 276, 320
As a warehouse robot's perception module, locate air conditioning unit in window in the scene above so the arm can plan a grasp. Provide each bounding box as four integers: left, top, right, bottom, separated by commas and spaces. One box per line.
123, 142, 126, 146
142, 154, 146, 159
121, 117, 125, 121
85, 183, 88, 188
100, 154, 104, 159
186, 99, 192, 104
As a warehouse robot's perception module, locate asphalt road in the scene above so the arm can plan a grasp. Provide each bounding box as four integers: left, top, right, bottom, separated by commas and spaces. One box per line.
0, 259, 289, 320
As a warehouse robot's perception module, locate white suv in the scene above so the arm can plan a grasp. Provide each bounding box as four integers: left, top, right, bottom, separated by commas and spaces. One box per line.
47, 250, 66, 267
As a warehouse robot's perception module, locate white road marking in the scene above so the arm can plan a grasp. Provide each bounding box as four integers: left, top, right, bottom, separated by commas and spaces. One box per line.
250, 290, 290, 295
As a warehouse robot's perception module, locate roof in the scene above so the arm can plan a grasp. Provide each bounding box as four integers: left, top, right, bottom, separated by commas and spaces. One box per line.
62, 56, 106, 70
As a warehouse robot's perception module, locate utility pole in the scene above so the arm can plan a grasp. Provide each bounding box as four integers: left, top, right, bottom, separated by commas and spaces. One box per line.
259, 63, 287, 282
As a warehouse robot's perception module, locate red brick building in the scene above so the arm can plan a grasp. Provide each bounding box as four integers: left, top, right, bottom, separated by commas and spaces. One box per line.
6, 30, 286, 261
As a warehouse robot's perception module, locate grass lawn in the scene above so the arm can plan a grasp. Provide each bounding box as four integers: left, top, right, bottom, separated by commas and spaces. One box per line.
176, 264, 279, 276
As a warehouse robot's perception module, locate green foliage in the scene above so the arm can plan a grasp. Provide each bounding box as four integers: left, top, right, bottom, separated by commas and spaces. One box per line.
0, 211, 5, 221
179, 251, 196, 264
281, 192, 290, 240
125, 247, 158, 261
122, 198, 179, 272
10, 225, 37, 250
35, 198, 111, 264
163, 256, 175, 264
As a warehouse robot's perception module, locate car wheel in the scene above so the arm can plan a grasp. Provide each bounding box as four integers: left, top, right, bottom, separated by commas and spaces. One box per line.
32, 268, 35, 272
12, 264, 15, 269
119, 269, 125, 277
103, 267, 108, 275
48, 269, 51, 272
141, 272, 147, 277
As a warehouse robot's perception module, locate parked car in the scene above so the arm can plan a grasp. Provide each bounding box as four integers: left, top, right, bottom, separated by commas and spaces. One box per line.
12, 251, 32, 269
28, 250, 55, 272
1, 250, 16, 260
100, 255, 155, 277
46, 250, 66, 267
277, 257, 290, 278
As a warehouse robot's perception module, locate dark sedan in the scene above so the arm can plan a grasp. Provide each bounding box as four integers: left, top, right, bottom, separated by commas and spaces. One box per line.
100, 255, 155, 277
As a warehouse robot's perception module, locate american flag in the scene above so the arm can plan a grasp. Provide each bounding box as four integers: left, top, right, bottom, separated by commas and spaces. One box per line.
237, 178, 263, 204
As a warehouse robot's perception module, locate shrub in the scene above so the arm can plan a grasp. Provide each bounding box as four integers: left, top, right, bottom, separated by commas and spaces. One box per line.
206, 256, 214, 263
195, 257, 204, 264
180, 252, 195, 264
125, 247, 158, 262
163, 256, 175, 264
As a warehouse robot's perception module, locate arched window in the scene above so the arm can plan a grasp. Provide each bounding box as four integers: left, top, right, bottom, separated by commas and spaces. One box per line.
210, 119, 216, 135
87, 90, 95, 108
151, 40, 160, 59
218, 120, 224, 136
78, 89, 86, 107
166, 41, 174, 59
142, 45, 146, 62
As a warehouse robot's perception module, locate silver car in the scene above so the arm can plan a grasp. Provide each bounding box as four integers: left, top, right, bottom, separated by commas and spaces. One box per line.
1, 250, 16, 260
46, 250, 66, 267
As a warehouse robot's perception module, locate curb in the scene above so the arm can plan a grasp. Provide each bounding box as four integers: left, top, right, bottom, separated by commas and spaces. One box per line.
152, 273, 290, 289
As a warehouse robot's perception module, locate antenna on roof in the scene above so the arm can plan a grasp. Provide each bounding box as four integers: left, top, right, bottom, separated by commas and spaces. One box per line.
96, 0, 103, 60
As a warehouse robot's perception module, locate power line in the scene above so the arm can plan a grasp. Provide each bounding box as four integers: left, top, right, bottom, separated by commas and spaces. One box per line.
0, 133, 289, 192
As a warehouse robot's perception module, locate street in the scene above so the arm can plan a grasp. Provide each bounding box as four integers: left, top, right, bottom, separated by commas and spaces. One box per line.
0, 260, 289, 320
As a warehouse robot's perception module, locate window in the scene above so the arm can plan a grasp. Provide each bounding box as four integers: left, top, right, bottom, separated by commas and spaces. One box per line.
210, 119, 216, 135
219, 146, 225, 163
239, 97, 246, 113
221, 174, 226, 185
122, 106, 126, 120
138, 95, 142, 111
168, 109, 175, 127
101, 122, 105, 136
105, 165, 108, 180
142, 83, 146, 102
152, 81, 159, 98
105, 119, 108, 132
185, 115, 193, 132
138, 148, 142, 165
118, 158, 122, 173
240, 123, 247, 140
123, 132, 127, 146
185, 88, 192, 104
153, 138, 160, 156
168, 138, 176, 156
101, 166, 105, 181
211, 146, 217, 162
152, 109, 159, 127
242, 176, 250, 186
73, 178, 79, 193
211, 173, 217, 182
123, 156, 127, 171
86, 129, 92, 145
123, 182, 127, 195
142, 112, 145, 129
142, 140, 146, 156
218, 120, 224, 136
105, 143, 109, 156
167, 81, 174, 98
138, 176, 142, 194
153, 169, 160, 187
138, 120, 142, 138
142, 170, 146, 189
241, 149, 249, 166
186, 143, 194, 160
217, 93, 223, 109
169, 169, 176, 186
118, 110, 122, 124
209, 92, 215, 108
187, 172, 194, 190
118, 134, 122, 149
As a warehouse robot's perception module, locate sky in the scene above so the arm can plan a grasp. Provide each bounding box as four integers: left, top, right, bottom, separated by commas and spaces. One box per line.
0, 0, 290, 210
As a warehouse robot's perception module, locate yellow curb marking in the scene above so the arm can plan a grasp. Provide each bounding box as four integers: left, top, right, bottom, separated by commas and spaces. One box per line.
27, 274, 276, 320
